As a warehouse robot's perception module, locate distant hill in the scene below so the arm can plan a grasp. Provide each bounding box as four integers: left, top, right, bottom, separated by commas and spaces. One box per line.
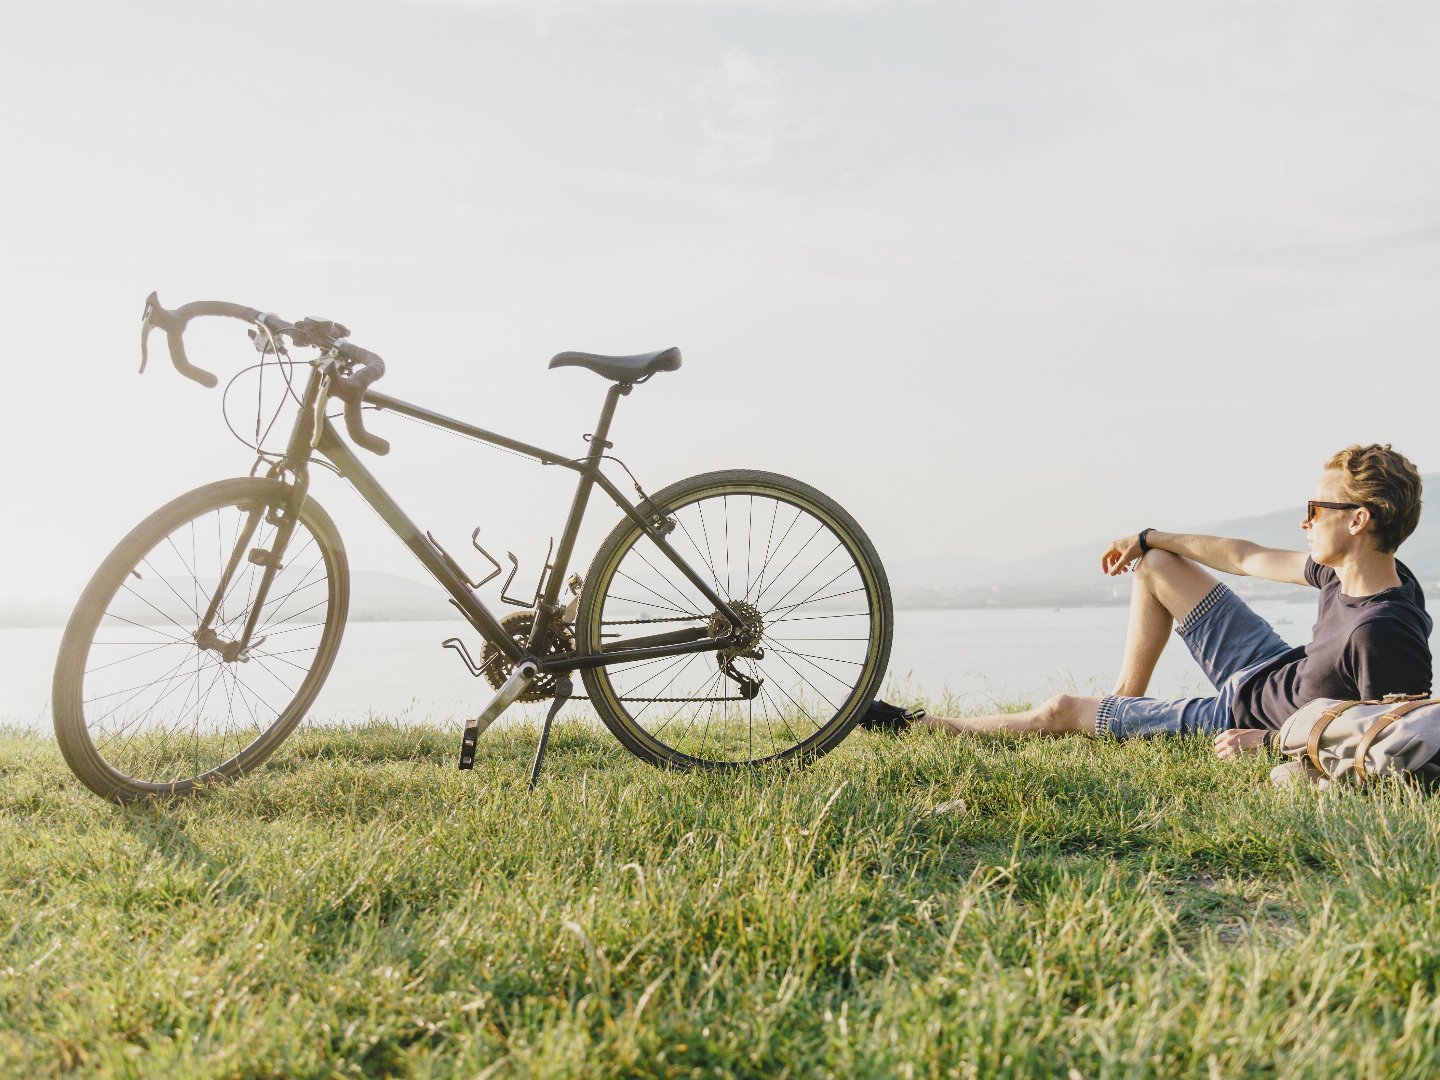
348, 571, 450, 622
7, 480, 1437, 625
892, 473, 1440, 609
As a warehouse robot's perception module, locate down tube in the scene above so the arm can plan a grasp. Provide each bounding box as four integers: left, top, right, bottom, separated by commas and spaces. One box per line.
315, 421, 524, 664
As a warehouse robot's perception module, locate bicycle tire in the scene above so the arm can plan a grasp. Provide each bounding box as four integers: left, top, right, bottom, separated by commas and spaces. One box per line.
53, 477, 348, 802
576, 469, 892, 769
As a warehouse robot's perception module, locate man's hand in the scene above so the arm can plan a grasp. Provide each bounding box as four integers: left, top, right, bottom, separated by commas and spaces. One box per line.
1214, 728, 1270, 760
1101, 535, 1144, 576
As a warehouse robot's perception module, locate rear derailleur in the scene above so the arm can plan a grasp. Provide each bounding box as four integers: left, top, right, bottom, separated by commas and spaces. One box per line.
710, 600, 765, 701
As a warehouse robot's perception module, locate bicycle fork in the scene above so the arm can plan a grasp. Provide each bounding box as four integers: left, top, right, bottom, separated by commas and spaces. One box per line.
194, 472, 310, 662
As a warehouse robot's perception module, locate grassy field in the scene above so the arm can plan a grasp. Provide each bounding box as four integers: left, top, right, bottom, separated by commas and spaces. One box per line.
2, 711, 1439, 1079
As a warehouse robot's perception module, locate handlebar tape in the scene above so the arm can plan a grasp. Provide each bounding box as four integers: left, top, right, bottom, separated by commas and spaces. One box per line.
331, 342, 391, 455
141, 291, 389, 456
143, 293, 267, 388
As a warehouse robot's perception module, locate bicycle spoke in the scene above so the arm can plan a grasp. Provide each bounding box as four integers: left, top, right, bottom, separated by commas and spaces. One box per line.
246, 650, 315, 675
229, 667, 285, 725
611, 568, 705, 618
672, 512, 726, 599
254, 540, 325, 624
753, 524, 826, 608
247, 652, 302, 701
615, 651, 696, 699
97, 612, 193, 643
259, 619, 327, 639
225, 666, 266, 736
723, 494, 731, 600
84, 648, 207, 709
629, 545, 712, 617
117, 580, 195, 635
765, 610, 870, 626
61, 484, 343, 796
585, 479, 886, 769
650, 666, 725, 740
84, 639, 189, 675
767, 636, 870, 642
151, 545, 204, 622
745, 496, 753, 611
757, 637, 841, 713
601, 595, 705, 621
766, 587, 867, 624
763, 642, 864, 670
624, 654, 705, 724
750, 502, 801, 606
757, 540, 845, 616
758, 679, 808, 748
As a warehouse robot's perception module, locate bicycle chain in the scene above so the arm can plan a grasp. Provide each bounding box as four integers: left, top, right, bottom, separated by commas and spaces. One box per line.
592, 612, 756, 701
600, 615, 707, 626
574, 696, 755, 703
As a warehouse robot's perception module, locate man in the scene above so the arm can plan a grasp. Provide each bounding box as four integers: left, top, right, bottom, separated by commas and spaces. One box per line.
919, 444, 1432, 757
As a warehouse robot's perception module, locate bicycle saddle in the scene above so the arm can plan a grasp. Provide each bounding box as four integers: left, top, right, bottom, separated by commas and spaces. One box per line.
548, 346, 681, 383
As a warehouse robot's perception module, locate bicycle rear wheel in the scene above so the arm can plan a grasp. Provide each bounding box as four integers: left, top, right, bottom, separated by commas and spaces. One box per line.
577, 469, 892, 769
53, 477, 348, 802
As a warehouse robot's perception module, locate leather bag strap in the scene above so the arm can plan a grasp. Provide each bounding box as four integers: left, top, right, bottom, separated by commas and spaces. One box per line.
1306, 701, 1367, 776
1353, 698, 1439, 781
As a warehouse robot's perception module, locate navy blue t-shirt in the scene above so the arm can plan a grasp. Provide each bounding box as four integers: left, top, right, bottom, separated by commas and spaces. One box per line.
1234, 558, 1433, 730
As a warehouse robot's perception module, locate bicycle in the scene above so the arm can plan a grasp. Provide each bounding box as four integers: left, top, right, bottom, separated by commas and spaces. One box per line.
52, 294, 894, 802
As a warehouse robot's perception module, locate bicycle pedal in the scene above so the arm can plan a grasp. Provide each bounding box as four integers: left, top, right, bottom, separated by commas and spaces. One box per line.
458, 719, 481, 770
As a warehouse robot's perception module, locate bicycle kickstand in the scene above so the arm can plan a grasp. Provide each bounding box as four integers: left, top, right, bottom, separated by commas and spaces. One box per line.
528, 673, 573, 790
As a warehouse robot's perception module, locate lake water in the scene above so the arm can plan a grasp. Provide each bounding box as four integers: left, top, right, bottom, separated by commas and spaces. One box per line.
5, 599, 1405, 735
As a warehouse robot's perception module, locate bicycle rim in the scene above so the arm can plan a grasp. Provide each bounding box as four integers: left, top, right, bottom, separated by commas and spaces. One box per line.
53, 478, 347, 800
579, 470, 891, 768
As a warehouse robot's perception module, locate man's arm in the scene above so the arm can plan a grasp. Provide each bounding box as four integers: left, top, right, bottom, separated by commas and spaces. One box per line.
1102, 531, 1310, 585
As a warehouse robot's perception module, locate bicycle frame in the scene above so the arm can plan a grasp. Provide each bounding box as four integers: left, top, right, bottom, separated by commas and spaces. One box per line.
221, 362, 746, 678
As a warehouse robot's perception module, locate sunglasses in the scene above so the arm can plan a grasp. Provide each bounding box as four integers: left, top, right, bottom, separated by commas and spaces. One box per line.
1306, 500, 1361, 523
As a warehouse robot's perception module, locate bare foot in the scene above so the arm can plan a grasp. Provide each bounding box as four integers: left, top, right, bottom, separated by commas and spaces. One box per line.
1213, 728, 1270, 760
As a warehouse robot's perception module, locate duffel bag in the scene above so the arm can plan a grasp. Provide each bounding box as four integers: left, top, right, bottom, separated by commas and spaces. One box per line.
1270, 694, 1440, 789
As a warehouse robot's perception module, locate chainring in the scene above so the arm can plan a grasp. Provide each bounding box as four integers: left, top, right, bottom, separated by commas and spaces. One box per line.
481, 610, 575, 701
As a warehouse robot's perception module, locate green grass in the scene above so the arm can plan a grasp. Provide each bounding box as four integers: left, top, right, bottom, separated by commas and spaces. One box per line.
3, 710, 1439, 1078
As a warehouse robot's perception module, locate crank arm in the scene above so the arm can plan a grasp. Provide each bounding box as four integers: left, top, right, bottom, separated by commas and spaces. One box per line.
458, 662, 537, 769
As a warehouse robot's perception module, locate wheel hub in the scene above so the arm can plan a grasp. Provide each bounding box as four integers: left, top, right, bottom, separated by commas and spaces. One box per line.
194, 627, 266, 664
710, 599, 765, 666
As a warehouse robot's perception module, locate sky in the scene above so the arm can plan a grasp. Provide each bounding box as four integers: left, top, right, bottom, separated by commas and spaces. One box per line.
2, 0, 1438, 614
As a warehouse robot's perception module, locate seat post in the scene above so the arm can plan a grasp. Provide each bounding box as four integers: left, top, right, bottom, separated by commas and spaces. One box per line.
587, 380, 630, 463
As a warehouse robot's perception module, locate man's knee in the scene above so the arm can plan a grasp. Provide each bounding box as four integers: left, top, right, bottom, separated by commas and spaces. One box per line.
1135, 548, 1221, 622
1135, 547, 1189, 585
1036, 694, 1093, 735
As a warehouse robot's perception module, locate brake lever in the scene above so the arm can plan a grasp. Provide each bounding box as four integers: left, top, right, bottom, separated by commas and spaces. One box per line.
136, 292, 222, 388
139, 294, 155, 374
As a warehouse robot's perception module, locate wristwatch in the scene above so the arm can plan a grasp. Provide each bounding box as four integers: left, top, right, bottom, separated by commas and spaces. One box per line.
1138, 528, 1154, 554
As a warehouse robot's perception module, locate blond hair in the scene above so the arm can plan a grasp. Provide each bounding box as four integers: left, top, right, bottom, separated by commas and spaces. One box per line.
1325, 444, 1423, 553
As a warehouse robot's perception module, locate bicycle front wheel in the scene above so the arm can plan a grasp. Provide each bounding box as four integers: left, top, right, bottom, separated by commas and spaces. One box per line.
53, 477, 348, 802
577, 469, 892, 769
